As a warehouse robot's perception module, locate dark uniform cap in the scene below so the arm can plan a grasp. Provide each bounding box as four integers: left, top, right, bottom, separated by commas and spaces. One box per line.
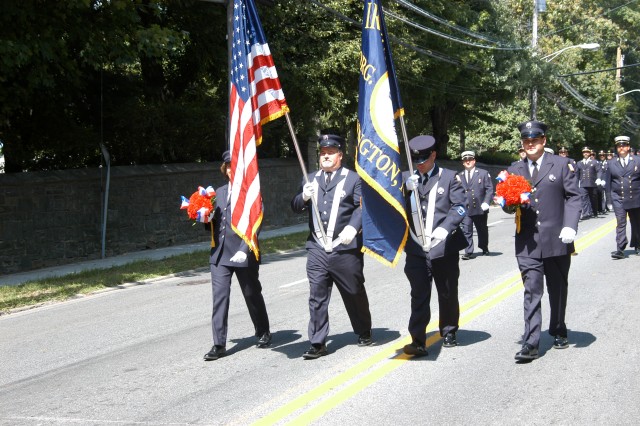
409, 135, 436, 164
318, 134, 344, 150
558, 146, 568, 153
581, 146, 591, 153
517, 120, 547, 138
222, 150, 231, 163
598, 150, 606, 155
607, 151, 613, 155
614, 135, 630, 145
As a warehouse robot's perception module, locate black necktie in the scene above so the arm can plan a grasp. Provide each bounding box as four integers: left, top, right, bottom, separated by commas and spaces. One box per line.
325, 171, 332, 185
466, 170, 470, 183
422, 173, 429, 185
531, 161, 539, 181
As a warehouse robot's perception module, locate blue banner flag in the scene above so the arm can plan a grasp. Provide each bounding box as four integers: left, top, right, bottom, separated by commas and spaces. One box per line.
355, 0, 408, 267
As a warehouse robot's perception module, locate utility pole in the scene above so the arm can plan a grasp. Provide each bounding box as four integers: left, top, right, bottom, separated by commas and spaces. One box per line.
616, 46, 623, 83
531, 0, 538, 120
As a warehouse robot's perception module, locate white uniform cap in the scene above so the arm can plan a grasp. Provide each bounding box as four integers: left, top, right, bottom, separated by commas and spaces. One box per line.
461, 150, 475, 159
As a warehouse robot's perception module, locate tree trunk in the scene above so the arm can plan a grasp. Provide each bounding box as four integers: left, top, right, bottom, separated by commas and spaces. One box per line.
430, 101, 457, 159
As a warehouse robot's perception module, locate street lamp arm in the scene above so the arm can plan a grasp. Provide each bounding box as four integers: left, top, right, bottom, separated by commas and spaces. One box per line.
541, 43, 600, 62
616, 89, 640, 102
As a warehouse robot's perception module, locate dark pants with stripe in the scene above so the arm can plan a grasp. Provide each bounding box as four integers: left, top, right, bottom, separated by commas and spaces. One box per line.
306, 248, 371, 345
613, 199, 640, 251
585, 187, 599, 217
516, 254, 570, 349
404, 252, 460, 343
210, 263, 270, 347
462, 212, 489, 254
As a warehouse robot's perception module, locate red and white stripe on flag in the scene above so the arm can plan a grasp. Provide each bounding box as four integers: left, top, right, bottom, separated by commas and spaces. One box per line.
228, 0, 288, 259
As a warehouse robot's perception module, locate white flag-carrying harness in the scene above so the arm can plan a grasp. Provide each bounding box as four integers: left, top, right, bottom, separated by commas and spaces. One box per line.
409, 169, 443, 252
311, 168, 349, 252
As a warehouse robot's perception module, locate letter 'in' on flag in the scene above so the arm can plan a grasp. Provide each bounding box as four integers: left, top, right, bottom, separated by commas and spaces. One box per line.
228, 0, 289, 260
356, 0, 408, 267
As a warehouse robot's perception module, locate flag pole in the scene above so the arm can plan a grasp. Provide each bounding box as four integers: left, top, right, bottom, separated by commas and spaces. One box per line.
397, 115, 429, 250
284, 112, 330, 249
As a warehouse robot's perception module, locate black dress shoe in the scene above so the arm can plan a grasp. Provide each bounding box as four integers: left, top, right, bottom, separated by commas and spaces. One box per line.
514, 343, 538, 361
482, 249, 490, 256
357, 331, 373, 346
461, 253, 472, 260
611, 250, 625, 259
403, 341, 428, 357
553, 335, 569, 349
204, 345, 226, 361
256, 332, 272, 348
443, 332, 457, 348
302, 344, 328, 359
635, 247, 640, 255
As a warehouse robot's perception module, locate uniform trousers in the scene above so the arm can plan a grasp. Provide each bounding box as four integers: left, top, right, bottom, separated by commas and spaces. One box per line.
306, 248, 371, 345
404, 252, 460, 343
585, 187, 599, 217
210, 263, 270, 346
516, 254, 570, 348
612, 199, 640, 250
461, 212, 489, 254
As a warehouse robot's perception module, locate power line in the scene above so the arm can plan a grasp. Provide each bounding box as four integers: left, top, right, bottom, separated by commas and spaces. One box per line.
304, 0, 483, 70
392, 0, 524, 48
385, 8, 524, 51
543, 0, 640, 37
558, 62, 640, 77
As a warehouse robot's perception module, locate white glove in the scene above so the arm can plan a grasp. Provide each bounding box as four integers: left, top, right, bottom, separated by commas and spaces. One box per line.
481, 202, 490, 212
338, 225, 358, 245
596, 179, 605, 187
559, 227, 576, 244
302, 182, 315, 201
208, 211, 214, 223
607, 204, 613, 210
405, 175, 420, 191
229, 251, 247, 263
429, 227, 449, 248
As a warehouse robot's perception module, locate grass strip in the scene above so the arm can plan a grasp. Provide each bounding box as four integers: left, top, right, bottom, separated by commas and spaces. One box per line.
0, 231, 308, 313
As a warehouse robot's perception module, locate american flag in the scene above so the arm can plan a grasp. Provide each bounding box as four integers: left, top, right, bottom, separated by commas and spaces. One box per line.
229, 0, 288, 259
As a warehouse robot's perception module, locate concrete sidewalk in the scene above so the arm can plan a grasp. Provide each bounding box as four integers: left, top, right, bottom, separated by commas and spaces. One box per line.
0, 223, 308, 287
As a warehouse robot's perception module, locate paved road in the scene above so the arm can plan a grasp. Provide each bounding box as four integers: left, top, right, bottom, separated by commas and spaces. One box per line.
1, 208, 639, 425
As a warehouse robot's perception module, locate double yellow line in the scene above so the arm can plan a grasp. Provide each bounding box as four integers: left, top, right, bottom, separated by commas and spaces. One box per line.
253, 219, 616, 425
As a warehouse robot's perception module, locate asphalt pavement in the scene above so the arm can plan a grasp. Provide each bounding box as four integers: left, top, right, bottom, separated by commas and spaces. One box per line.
0, 223, 308, 287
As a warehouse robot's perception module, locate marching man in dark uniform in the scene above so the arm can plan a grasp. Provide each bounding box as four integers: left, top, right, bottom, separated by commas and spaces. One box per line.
507, 121, 581, 362
458, 150, 493, 260
597, 150, 609, 213
291, 134, 373, 359
606, 136, 640, 259
204, 151, 271, 361
576, 146, 601, 219
401, 135, 467, 356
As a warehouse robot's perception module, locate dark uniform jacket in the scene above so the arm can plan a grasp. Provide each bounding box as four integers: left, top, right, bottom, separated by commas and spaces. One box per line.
291, 166, 362, 251
457, 167, 494, 216
403, 166, 467, 260
208, 183, 258, 268
606, 155, 640, 210
507, 154, 581, 258
576, 158, 601, 188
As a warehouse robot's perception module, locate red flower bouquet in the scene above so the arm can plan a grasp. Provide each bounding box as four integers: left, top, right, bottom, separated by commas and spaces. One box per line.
493, 171, 532, 233
180, 186, 216, 224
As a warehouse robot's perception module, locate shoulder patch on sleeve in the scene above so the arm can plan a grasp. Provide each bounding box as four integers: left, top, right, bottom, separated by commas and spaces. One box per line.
568, 163, 575, 172
455, 175, 461, 182
456, 206, 466, 216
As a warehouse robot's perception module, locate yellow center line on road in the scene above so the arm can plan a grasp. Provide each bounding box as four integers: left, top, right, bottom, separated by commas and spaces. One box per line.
253, 219, 616, 426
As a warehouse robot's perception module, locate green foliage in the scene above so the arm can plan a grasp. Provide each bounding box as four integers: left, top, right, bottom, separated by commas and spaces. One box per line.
1, 0, 639, 171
